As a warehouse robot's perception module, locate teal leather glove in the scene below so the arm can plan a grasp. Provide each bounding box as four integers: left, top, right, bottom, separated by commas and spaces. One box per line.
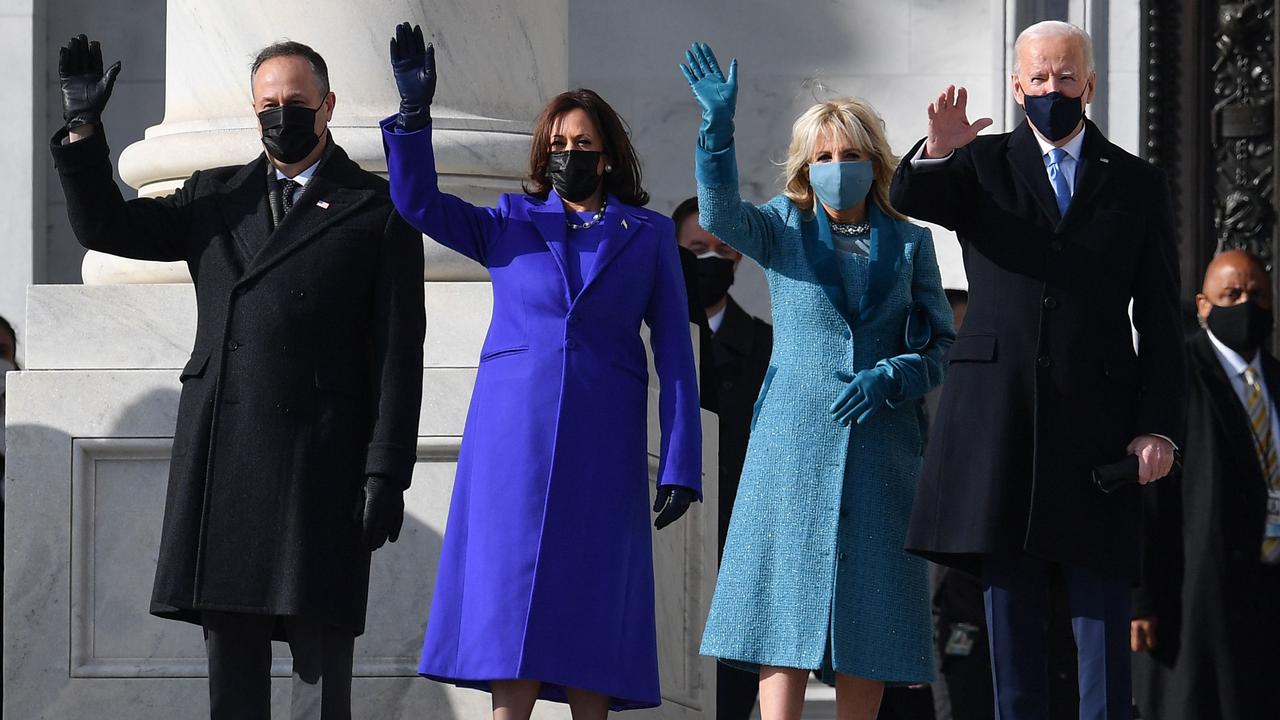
678, 42, 738, 153
831, 367, 898, 426
389, 21, 436, 132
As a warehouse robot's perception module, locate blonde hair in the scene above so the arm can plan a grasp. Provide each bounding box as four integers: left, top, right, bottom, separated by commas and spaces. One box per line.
781, 97, 905, 220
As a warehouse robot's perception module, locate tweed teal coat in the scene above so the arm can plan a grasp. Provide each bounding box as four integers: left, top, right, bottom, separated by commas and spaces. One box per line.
696, 143, 954, 683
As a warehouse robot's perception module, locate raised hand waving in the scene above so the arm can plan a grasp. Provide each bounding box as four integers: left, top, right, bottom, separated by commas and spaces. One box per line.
924, 85, 993, 158
679, 42, 738, 153
389, 22, 436, 132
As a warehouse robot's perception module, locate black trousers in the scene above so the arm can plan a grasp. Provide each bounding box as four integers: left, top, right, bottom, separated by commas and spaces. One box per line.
203, 611, 356, 720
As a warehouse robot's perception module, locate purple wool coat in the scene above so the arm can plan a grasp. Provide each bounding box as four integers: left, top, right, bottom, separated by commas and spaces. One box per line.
381, 118, 702, 711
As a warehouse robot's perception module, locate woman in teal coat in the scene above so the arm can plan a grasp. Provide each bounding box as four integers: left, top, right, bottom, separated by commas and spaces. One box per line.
680, 44, 955, 719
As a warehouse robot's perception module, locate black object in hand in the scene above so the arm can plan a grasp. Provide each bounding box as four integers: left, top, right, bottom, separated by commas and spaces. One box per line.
389, 22, 436, 132
59, 34, 121, 130
357, 477, 405, 551
653, 486, 696, 530
1092, 455, 1140, 494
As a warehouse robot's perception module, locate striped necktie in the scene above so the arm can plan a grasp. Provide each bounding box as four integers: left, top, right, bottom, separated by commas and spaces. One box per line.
1243, 367, 1280, 563
1047, 148, 1072, 218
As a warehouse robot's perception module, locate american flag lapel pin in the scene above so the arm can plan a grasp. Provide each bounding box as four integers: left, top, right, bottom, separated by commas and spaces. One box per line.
316, 200, 330, 209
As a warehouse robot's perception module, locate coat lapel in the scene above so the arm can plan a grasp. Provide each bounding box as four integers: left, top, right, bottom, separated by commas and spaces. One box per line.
579, 197, 641, 297
1191, 333, 1261, 468
527, 191, 573, 305
1060, 120, 1114, 230
1007, 121, 1063, 226
802, 209, 852, 325
214, 156, 273, 269
855, 201, 905, 325
240, 141, 375, 284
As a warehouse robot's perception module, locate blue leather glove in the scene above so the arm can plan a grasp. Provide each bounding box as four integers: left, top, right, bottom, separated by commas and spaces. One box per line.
653, 486, 696, 530
389, 22, 436, 132
678, 42, 738, 153
830, 367, 898, 426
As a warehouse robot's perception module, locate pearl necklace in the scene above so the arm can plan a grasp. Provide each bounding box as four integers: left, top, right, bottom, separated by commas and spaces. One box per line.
566, 201, 607, 230
830, 220, 870, 237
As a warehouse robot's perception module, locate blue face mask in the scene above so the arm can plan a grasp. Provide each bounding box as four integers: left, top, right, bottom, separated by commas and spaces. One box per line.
808, 160, 874, 211
1022, 91, 1085, 142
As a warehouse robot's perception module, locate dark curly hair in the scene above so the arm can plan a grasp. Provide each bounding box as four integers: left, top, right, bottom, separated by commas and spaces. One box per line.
523, 88, 649, 207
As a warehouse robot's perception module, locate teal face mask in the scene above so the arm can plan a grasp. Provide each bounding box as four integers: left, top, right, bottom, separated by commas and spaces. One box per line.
808, 160, 874, 211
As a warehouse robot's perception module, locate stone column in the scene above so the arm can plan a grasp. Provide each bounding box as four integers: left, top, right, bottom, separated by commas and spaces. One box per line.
82, 0, 566, 284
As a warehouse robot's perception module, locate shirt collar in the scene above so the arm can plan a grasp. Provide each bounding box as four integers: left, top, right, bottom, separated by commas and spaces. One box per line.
1207, 329, 1262, 378
1034, 124, 1086, 163
708, 306, 726, 334
275, 158, 320, 186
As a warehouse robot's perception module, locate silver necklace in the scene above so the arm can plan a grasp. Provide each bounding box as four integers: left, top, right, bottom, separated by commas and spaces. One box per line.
830, 220, 870, 237
566, 200, 607, 230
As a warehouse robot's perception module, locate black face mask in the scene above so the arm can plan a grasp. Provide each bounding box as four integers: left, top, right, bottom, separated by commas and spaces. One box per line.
696, 256, 735, 309
547, 150, 603, 203
258, 104, 322, 164
1207, 300, 1274, 356
1023, 91, 1086, 142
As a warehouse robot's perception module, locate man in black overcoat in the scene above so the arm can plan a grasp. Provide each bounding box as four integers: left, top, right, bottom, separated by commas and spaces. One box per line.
1131, 250, 1280, 720
50, 35, 424, 719
889, 20, 1185, 719
673, 197, 772, 720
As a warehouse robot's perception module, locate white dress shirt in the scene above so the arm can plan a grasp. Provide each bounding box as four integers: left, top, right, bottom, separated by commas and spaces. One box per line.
275, 159, 320, 206
1207, 330, 1280, 458
708, 306, 726, 334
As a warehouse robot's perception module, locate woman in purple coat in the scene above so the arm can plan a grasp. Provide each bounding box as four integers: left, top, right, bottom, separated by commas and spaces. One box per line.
380, 23, 703, 719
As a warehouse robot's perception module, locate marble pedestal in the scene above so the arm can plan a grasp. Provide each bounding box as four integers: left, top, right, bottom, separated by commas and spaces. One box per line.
3, 283, 718, 719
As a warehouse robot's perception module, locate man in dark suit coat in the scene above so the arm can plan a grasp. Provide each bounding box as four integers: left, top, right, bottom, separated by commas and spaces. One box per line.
673, 197, 772, 720
51, 36, 424, 719
889, 20, 1185, 719
1132, 250, 1280, 720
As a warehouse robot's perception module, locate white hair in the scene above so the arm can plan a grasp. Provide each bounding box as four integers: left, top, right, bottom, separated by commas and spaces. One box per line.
1013, 20, 1095, 74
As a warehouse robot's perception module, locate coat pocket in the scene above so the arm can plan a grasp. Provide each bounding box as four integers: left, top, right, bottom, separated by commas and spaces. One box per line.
479, 345, 530, 362
750, 365, 779, 432
947, 333, 997, 363
314, 364, 366, 398
179, 350, 211, 382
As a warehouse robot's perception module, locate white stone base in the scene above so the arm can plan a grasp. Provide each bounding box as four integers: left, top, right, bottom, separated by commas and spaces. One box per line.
4, 283, 717, 719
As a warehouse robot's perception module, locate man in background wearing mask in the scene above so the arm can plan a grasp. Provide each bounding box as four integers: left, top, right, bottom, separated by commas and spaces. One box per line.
890, 19, 1186, 718
672, 196, 771, 720
50, 35, 424, 719
1132, 250, 1279, 720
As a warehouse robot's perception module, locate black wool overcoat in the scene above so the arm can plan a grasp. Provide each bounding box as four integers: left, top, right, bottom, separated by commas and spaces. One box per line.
890, 120, 1186, 580
1133, 331, 1280, 720
51, 128, 425, 634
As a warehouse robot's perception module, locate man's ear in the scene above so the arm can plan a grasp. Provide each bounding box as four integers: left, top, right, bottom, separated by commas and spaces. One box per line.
324, 92, 336, 121
1010, 74, 1024, 105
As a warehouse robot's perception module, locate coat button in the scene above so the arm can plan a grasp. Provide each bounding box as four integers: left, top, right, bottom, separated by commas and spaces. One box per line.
721, 380, 734, 390
1050, 239, 1064, 252
1037, 355, 1053, 368
227, 340, 241, 351
566, 339, 577, 350
567, 314, 579, 325
843, 328, 852, 340
1043, 296, 1059, 310
839, 508, 849, 519
293, 289, 305, 299
838, 552, 847, 562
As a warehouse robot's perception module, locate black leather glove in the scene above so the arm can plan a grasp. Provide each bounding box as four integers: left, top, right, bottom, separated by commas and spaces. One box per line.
357, 477, 405, 551
389, 22, 436, 133
653, 486, 696, 530
58, 34, 121, 130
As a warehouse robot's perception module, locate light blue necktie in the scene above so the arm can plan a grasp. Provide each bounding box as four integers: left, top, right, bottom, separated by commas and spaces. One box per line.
1046, 147, 1072, 218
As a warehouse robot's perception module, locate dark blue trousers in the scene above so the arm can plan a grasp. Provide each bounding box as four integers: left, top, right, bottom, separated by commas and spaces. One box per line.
982, 552, 1131, 720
